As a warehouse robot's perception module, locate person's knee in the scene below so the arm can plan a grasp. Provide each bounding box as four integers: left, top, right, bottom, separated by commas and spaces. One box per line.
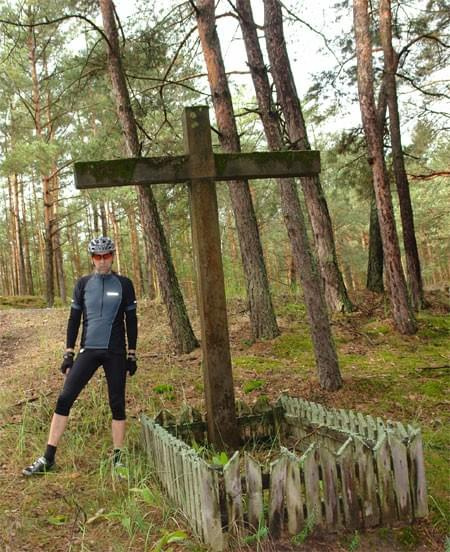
109, 395, 125, 420
55, 393, 73, 416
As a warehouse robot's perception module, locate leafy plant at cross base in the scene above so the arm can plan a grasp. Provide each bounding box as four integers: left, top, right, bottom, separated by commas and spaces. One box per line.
244, 516, 269, 547
151, 529, 188, 552
211, 451, 229, 466
291, 515, 315, 545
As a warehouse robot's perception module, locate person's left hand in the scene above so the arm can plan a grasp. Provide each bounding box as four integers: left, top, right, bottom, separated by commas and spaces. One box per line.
126, 353, 137, 376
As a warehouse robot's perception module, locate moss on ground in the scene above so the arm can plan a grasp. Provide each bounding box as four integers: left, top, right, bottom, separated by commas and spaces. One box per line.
0, 293, 448, 550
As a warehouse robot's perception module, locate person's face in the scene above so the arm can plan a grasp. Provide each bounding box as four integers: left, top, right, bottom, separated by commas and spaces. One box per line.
92, 252, 114, 274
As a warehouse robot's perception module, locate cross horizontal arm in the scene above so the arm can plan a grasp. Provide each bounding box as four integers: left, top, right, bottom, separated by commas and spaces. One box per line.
74, 150, 320, 189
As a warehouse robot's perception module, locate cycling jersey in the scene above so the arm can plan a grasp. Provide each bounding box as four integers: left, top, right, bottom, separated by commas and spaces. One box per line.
66, 272, 137, 352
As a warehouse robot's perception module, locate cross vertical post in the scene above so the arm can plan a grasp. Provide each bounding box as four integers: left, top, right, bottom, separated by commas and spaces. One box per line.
74, 105, 322, 450
183, 106, 240, 450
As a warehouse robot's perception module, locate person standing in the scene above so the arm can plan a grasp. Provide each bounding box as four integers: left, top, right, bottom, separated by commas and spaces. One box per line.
23, 236, 138, 475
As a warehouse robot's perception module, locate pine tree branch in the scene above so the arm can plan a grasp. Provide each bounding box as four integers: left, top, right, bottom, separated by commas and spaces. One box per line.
397, 72, 450, 98
408, 171, 450, 180
0, 14, 112, 51
398, 32, 449, 60
278, 1, 342, 66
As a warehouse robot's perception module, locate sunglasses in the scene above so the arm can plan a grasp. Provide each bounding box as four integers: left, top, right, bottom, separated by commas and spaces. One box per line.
92, 252, 113, 261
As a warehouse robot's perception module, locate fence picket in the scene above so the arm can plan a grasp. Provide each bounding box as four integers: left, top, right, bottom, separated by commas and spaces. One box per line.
319, 446, 341, 528
223, 451, 243, 537
199, 462, 224, 551
407, 429, 428, 518
374, 432, 397, 523
337, 438, 360, 529
245, 453, 263, 532
366, 415, 377, 441
282, 448, 305, 535
301, 444, 322, 527
353, 437, 380, 527
269, 455, 287, 538
388, 432, 413, 521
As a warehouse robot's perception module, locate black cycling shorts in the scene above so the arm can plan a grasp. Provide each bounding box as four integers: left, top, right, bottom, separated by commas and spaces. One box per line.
55, 349, 127, 420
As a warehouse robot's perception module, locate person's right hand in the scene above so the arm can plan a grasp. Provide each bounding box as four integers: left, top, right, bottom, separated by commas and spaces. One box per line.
60, 352, 74, 374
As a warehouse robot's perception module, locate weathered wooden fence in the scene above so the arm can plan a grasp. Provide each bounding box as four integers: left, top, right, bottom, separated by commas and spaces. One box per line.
141, 396, 428, 551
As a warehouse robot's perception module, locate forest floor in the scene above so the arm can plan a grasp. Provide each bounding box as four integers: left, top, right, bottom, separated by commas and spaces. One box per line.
0, 290, 448, 552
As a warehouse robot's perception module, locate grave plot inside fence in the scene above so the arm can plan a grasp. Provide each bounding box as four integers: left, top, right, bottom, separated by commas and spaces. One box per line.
141, 395, 428, 551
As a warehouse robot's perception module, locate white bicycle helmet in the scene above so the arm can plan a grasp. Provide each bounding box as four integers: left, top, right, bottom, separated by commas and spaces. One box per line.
88, 236, 116, 255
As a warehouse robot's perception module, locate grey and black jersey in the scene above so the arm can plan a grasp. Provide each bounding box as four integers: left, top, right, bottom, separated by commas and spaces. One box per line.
66, 272, 137, 353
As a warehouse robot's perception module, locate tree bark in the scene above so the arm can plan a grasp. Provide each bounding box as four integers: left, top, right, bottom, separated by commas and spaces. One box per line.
20, 177, 34, 294
100, 202, 108, 236
379, 0, 424, 310
365, 79, 390, 293
366, 190, 384, 292
28, 22, 54, 306
99, 0, 198, 353
263, 0, 353, 314
353, 0, 416, 334
195, 0, 280, 341
127, 206, 143, 297
236, 0, 341, 390
107, 201, 123, 274
10, 174, 27, 295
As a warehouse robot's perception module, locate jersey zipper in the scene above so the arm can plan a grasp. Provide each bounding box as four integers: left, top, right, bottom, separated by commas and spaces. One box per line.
101, 277, 104, 317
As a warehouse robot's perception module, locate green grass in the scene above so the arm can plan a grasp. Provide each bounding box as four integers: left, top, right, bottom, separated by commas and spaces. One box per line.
242, 379, 266, 393
233, 355, 283, 373
0, 293, 448, 550
0, 295, 66, 308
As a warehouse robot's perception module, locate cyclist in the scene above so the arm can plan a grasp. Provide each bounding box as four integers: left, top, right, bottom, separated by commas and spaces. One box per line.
23, 236, 138, 476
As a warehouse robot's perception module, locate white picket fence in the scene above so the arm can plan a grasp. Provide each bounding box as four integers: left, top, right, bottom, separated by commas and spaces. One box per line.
141, 396, 428, 551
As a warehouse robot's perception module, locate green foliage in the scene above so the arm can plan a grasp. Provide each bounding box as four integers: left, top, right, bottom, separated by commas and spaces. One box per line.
153, 384, 174, 394
272, 332, 313, 360
291, 515, 315, 545
152, 530, 188, 552
242, 379, 266, 393
243, 517, 268, 545
211, 451, 229, 466
233, 355, 283, 373
0, 296, 47, 309
347, 530, 361, 551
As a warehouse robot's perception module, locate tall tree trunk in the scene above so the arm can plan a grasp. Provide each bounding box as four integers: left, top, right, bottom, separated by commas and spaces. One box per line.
10, 174, 27, 295
236, 0, 341, 390
100, 202, 108, 236
353, 0, 416, 334
28, 22, 54, 306
195, 0, 280, 341
379, 0, 424, 310
69, 216, 82, 280
99, 0, 198, 353
127, 207, 143, 297
107, 201, 123, 274
263, 0, 353, 314
51, 169, 66, 303
93, 204, 100, 235
366, 79, 390, 292
20, 177, 34, 294
142, 233, 156, 299
0, 247, 11, 295
366, 190, 384, 292
7, 178, 18, 294
31, 178, 45, 294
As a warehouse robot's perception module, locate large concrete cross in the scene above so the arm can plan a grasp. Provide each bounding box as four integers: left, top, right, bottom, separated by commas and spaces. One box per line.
74, 106, 320, 450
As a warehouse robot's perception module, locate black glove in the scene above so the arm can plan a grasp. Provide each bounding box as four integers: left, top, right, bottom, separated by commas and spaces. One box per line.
126, 353, 137, 376
61, 352, 74, 374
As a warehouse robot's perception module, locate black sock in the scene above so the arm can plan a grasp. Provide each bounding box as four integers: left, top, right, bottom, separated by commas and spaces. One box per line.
44, 444, 57, 464
113, 449, 122, 465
